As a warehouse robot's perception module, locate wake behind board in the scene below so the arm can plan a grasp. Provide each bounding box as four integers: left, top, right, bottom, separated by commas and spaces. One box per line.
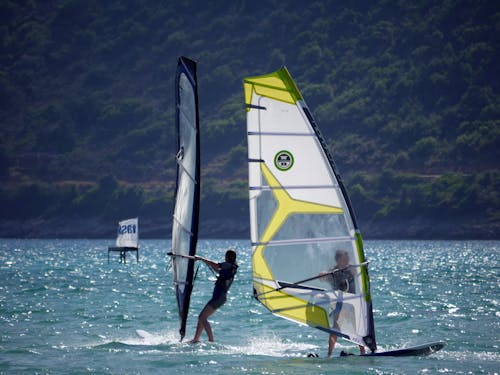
135, 329, 154, 339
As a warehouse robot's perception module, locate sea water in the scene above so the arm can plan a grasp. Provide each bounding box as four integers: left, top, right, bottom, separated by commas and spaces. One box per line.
0, 239, 498, 374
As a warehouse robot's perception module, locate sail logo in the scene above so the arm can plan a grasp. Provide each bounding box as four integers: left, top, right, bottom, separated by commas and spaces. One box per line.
118, 224, 137, 235
274, 150, 294, 171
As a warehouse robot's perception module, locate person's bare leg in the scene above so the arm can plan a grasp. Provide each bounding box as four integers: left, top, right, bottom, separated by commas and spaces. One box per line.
328, 334, 337, 357
191, 304, 216, 343
202, 312, 215, 342
190, 319, 203, 343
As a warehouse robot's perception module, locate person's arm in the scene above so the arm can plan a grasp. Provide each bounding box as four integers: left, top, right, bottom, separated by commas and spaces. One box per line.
195, 255, 221, 272
319, 271, 330, 282
349, 266, 357, 277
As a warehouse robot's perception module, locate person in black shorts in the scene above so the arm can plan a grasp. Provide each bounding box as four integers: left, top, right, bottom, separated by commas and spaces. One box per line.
189, 249, 238, 343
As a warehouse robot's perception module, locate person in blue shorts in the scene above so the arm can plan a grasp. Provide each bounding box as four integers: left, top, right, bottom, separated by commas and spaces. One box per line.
189, 249, 238, 343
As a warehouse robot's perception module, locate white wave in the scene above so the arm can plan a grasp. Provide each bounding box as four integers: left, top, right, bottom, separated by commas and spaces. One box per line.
125, 329, 180, 346
223, 333, 319, 357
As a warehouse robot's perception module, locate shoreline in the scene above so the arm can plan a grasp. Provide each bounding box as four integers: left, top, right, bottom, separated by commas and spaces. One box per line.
1, 217, 498, 240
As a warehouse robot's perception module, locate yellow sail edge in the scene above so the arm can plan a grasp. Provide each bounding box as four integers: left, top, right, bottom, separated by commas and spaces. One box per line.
244, 67, 303, 110
254, 280, 330, 328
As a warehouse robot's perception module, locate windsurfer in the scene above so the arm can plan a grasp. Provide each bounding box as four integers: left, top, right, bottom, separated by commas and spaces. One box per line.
189, 249, 238, 343
321, 250, 366, 356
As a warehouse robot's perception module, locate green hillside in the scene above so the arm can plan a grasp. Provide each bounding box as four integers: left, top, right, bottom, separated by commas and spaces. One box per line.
1, 0, 499, 238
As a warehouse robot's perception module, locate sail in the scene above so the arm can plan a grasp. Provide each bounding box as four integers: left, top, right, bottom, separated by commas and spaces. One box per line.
244, 67, 377, 352
170, 56, 201, 341
115, 218, 138, 248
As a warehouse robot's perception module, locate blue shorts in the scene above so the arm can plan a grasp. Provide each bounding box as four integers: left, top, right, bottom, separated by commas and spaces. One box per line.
330, 301, 343, 329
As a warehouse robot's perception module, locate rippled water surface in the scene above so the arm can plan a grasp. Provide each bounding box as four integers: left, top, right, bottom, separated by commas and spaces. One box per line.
0, 239, 498, 374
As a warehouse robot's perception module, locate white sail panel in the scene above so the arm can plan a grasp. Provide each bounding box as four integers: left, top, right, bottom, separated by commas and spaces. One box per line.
245, 67, 377, 352
247, 97, 313, 133
116, 218, 138, 248
254, 136, 343, 205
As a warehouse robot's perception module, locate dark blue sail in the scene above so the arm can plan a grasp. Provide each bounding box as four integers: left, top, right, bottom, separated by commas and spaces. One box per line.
170, 56, 200, 340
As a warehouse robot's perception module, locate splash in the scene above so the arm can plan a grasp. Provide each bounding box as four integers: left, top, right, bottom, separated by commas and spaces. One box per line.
225, 334, 319, 357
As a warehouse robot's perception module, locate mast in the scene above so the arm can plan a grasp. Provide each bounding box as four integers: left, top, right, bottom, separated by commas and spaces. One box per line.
300, 94, 377, 352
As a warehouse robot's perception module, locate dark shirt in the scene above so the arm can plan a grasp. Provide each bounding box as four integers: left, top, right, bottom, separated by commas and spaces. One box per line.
330, 267, 355, 293
214, 261, 238, 293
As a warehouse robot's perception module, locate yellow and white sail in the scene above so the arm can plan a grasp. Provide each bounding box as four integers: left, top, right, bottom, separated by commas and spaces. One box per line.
244, 67, 377, 352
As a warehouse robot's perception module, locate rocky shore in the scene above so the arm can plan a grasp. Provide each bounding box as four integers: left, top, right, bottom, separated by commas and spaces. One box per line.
0, 216, 497, 240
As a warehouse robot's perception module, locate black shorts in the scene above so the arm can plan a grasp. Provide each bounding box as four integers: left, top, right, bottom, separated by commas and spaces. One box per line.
207, 289, 227, 310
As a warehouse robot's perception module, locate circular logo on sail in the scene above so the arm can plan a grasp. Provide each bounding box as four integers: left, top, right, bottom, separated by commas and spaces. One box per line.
274, 150, 294, 171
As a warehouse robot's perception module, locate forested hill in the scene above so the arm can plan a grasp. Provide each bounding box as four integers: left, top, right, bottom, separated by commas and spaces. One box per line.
1, 0, 499, 239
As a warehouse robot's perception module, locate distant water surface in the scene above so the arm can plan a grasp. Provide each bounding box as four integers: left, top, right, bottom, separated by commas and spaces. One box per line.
0, 239, 498, 374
